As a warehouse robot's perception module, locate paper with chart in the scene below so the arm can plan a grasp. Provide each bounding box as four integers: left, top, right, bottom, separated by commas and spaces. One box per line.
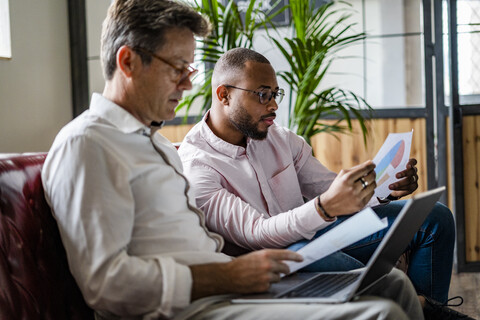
372, 131, 413, 199
283, 208, 388, 276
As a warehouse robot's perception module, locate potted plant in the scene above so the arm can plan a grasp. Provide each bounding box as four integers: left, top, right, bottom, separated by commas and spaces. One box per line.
179, 0, 371, 144
272, 0, 371, 144
176, 0, 281, 119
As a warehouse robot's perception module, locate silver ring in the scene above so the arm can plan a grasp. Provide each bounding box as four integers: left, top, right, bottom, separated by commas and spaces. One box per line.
412, 175, 417, 183
360, 177, 368, 189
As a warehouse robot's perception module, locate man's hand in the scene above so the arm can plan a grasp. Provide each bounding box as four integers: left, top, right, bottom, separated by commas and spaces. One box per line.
190, 249, 303, 300
388, 158, 419, 199
320, 160, 377, 217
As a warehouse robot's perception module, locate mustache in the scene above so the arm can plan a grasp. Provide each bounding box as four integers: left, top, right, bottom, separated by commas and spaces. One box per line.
260, 113, 276, 120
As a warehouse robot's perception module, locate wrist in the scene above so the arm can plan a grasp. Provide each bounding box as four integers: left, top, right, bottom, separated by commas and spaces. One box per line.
315, 196, 336, 221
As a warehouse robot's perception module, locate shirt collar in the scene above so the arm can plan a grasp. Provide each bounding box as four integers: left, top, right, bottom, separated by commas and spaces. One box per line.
199, 110, 252, 159
89, 93, 149, 135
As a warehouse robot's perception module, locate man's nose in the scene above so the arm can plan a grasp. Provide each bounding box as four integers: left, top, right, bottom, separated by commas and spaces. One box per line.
177, 76, 193, 91
267, 98, 279, 112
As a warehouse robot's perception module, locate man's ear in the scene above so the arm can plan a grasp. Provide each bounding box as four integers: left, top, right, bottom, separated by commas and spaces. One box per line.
215, 85, 230, 105
116, 45, 140, 78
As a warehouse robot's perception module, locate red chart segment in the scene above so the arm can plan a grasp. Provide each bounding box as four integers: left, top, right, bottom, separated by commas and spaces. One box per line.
375, 140, 405, 184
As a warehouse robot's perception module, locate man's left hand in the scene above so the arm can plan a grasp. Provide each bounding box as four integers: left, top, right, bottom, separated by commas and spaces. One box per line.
388, 158, 419, 199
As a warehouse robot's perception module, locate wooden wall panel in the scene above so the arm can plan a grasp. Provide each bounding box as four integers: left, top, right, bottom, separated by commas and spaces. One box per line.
462, 116, 480, 262
311, 118, 427, 197
160, 124, 195, 143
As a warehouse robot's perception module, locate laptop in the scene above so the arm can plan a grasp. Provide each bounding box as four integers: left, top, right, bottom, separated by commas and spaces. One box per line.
232, 186, 445, 304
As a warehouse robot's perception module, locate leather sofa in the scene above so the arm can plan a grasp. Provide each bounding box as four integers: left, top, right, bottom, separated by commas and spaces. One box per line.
0, 153, 94, 319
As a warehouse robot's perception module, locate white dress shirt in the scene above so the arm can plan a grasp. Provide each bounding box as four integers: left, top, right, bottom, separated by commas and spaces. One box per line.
178, 112, 379, 250
42, 94, 230, 319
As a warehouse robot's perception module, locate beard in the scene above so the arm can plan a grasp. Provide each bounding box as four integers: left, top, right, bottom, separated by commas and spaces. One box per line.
228, 104, 270, 140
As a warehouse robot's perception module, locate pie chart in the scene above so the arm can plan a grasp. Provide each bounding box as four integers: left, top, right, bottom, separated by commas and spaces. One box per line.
375, 140, 405, 185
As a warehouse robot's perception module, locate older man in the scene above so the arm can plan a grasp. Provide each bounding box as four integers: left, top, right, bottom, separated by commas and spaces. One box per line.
42, 1, 425, 319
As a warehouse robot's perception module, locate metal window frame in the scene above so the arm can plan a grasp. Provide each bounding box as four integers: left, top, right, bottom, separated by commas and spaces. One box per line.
447, 0, 480, 272
67, 0, 89, 118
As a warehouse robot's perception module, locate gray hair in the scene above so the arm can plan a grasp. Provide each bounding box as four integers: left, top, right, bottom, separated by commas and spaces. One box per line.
101, 0, 210, 80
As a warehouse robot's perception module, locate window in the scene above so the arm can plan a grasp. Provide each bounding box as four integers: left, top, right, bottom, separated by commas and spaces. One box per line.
321, 0, 425, 109
443, 0, 480, 105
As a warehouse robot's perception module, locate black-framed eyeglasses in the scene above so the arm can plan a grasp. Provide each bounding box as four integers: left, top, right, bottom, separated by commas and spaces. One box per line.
134, 47, 198, 84
224, 85, 285, 105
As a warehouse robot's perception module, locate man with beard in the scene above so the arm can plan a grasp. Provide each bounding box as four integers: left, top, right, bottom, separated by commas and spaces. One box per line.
178, 48, 462, 316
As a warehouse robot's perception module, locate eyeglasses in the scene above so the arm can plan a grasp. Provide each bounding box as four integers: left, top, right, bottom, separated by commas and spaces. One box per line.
224, 85, 285, 105
134, 47, 198, 84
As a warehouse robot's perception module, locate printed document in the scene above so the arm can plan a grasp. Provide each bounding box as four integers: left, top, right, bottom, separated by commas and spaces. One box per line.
284, 208, 388, 275
372, 131, 413, 199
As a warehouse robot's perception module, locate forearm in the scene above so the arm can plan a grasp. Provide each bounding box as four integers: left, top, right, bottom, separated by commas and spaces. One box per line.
202, 192, 333, 249
190, 263, 232, 300
190, 250, 302, 300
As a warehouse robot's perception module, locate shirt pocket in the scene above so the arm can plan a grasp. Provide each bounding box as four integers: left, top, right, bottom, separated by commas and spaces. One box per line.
268, 163, 304, 212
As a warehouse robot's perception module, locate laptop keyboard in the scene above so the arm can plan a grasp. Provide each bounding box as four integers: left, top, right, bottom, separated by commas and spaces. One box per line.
277, 273, 361, 298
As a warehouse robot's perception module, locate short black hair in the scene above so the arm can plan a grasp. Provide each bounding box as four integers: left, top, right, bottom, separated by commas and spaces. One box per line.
212, 48, 271, 87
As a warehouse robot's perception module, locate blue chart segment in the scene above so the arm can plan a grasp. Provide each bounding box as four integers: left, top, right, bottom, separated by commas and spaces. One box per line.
375, 140, 405, 185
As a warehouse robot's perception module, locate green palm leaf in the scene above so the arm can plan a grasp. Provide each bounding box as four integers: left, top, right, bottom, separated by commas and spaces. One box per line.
179, 0, 371, 147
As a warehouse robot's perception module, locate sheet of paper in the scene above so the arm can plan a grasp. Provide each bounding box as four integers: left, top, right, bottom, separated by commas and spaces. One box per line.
283, 208, 388, 276
372, 131, 413, 199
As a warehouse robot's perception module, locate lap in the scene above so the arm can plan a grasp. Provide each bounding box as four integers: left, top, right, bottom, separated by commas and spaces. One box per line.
187, 298, 408, 320
180, 269, 422, 320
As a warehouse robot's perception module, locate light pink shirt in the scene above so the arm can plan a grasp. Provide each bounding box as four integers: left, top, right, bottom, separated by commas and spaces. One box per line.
180, 114, 368, 250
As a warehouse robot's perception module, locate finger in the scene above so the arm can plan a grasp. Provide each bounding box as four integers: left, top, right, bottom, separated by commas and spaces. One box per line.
356, 169, 376, 189
273, 261, 294, 276
396, 159, 418, 178
347, 160, 376, 182
389, 176, 417, 191
365, 170, 377, 185
265, 249, 304, 262
269, 272, 282, 283
406, 158, 417, 168
389, 176, 410, 189
360, 181, 375, 201
357, 177, 367, 189
412, 174, 418, 184
396, 166, 416, 179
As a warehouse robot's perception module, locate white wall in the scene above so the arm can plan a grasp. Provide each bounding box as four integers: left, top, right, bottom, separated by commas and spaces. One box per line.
0, 0, 71, 153
86, 0, 110, 97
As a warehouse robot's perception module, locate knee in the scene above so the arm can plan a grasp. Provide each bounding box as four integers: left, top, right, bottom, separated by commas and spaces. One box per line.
377, 300, 408, 320
387, 268, 413, 288
426, 202, 455, 240
379, 269, 416, 298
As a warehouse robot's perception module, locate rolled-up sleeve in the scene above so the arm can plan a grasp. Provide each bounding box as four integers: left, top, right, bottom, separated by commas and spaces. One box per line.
186, 163, 334, 250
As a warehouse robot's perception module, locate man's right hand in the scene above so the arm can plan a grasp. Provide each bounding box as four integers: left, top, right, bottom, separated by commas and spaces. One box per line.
190, 249, 303, 300
320, 160, 376, 217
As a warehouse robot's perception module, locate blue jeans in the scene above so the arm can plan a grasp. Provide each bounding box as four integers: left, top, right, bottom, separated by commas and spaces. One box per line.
287, 200, 455, 303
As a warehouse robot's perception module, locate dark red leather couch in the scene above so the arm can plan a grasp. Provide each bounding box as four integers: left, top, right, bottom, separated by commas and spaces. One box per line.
0, 153, 94, 320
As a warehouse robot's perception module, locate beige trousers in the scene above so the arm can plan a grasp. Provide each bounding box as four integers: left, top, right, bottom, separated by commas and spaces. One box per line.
175, 268, 423, 320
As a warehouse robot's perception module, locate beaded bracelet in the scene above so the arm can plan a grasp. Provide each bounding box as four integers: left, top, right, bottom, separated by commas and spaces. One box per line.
315, 196, 336, 221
